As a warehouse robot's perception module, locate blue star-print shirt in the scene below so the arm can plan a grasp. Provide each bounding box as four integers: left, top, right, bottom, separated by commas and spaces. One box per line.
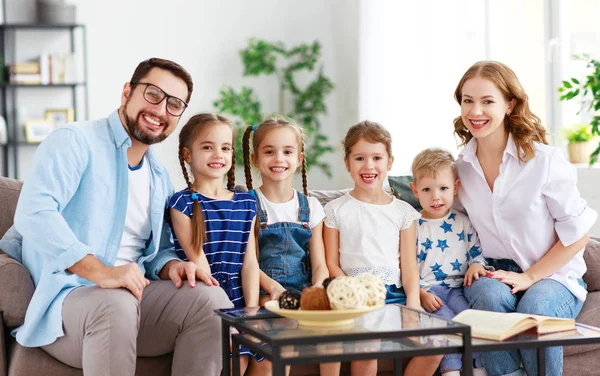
416, 209, 487, 289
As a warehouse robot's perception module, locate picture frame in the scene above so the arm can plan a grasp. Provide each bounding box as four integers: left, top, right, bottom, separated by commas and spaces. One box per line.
24, 120, 55, 143
44, 108, 74, 128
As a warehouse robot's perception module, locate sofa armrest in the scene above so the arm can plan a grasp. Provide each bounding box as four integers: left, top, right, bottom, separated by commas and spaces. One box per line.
0, 255, 34, 329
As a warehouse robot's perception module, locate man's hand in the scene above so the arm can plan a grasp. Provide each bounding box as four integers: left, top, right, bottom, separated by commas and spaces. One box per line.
164, 260, 218, 288
420, 290, 443, 312
464, 263, 487, 286
96, 263, 150, 301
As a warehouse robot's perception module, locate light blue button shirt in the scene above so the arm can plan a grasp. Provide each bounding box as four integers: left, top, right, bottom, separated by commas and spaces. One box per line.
13, 110, 180, 347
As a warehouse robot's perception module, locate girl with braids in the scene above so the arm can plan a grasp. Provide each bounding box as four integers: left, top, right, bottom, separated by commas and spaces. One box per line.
168, 113, 268, 375
243, 115, 337, 376
242, 115, 330, 303
454, 61, 596, 376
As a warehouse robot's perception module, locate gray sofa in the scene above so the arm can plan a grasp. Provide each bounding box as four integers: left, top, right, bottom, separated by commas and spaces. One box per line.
1, 176, 599, 375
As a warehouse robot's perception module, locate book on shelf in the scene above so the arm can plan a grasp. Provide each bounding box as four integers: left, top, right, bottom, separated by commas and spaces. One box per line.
10, 73, 42, 85
452, 309, 576, 341
9, 61, 41, 75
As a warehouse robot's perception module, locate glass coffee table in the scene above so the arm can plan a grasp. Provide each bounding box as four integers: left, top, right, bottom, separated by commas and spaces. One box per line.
217, 304, 473, 376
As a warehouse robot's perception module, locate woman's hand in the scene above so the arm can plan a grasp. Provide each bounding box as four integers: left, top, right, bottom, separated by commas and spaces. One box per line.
486, 270, 535, 294
463, 263, 487, 286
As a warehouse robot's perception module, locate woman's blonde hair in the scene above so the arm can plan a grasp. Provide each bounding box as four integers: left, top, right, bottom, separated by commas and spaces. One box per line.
453, 61, 548, 161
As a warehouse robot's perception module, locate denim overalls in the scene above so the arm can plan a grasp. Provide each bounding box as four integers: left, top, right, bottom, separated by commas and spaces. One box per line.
256, 192, 312, 293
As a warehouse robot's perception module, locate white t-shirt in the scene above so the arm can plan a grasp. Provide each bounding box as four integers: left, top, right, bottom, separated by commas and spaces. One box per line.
255, 188, 325, 229
456, 133, 597, 302
324, 193, 421, 287
115, 158, 151, 266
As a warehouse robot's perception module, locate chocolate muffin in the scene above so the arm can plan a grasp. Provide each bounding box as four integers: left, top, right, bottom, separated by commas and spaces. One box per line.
278, 290, 301, 310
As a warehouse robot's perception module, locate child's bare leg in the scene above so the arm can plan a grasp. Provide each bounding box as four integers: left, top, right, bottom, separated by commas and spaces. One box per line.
403, 355, 444, 376
350, 359, 377, 376
259, 295, 272, 306
227, 355, 249, 376
319, 362, 341, 376
245, 358, 272, 376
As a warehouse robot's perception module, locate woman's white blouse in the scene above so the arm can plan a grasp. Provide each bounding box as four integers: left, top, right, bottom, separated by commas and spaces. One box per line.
456, 134, 597, 302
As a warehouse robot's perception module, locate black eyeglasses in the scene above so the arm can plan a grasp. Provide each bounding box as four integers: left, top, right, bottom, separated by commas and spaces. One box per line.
130, 82, 188, 117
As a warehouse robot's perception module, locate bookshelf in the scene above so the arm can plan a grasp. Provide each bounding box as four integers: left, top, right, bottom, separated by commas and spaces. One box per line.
0, 23, 88, 178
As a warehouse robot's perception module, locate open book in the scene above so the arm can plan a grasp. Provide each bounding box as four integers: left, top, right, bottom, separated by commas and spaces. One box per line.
452, 309, 576, 341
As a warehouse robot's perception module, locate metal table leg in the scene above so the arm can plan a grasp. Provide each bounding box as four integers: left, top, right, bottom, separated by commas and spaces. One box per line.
232, 334, 241, 376
222, 322, 231, 376
537, 347, 546, 376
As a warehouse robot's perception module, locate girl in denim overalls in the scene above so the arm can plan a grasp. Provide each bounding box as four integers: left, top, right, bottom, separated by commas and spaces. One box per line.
242, 115, 339, 376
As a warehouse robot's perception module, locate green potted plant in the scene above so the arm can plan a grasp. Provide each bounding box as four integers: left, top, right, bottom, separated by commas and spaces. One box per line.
213, 38, 334, 176
562, 124, 595, 164
558, 54, 600, 164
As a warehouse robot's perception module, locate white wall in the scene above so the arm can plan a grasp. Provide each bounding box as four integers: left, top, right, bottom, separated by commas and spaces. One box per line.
11, 0, 360, 190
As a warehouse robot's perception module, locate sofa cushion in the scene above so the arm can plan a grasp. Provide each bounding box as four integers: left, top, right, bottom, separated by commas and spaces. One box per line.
0, 255, 34, 328
8, 340, 81, 376
7, 338, 173, 376
0, 177, 21, 239
584, 237, 600, 292
565, 291, 600, 356
387, 175, 421, 211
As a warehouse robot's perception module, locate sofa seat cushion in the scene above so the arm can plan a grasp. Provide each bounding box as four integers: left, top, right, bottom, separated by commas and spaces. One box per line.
0, 255, 34, 328
583, 237, 600, 292
564, 291, 600, 356
8, 339, 81, 376
7, 337, 173, 376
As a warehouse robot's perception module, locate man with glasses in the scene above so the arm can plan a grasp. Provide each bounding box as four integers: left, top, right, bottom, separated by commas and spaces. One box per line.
5, 58, 232, 376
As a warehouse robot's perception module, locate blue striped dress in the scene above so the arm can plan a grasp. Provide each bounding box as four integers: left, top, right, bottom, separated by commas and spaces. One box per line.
168, 188, 257, 307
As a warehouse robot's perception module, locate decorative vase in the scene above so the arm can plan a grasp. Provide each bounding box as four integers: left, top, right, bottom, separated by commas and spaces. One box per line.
568, 141, 594, 164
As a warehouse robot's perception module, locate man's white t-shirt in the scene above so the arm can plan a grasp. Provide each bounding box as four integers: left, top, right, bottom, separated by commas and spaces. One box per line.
255, 188, 325, 229
115, 158, 151, 266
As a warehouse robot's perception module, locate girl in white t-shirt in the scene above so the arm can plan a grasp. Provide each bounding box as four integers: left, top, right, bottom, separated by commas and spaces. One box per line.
324, 120, 439, 376
242, 115, 339, 376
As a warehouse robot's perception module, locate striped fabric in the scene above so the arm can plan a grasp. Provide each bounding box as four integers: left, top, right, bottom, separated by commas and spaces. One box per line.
168, 188, 257, 308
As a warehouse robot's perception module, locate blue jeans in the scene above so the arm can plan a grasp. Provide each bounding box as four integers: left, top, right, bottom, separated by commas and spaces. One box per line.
465, 276, 584, 376
428, 285, 483, 371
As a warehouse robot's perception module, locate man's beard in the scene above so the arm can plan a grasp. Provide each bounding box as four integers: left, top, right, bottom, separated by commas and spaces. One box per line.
123, 103, 168, 145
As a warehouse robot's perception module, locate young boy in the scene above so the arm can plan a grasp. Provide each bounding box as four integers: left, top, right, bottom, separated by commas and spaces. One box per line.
410, 148, 488, 376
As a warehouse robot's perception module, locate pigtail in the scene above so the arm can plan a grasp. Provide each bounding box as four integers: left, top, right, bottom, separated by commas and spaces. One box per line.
299, 129, 308, 196
301, 157, 308, 196
227, 149, 236, 190
242, 125, 254, 191
178, 137, 205, 257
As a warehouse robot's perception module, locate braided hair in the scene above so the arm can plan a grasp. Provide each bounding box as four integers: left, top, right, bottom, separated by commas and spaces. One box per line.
177, 113, 236, 256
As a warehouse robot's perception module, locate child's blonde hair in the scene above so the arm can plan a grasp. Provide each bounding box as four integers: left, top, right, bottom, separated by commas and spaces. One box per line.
242, 114, 308, 195
178, 113, 236, 255
411, 148, 457, 183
